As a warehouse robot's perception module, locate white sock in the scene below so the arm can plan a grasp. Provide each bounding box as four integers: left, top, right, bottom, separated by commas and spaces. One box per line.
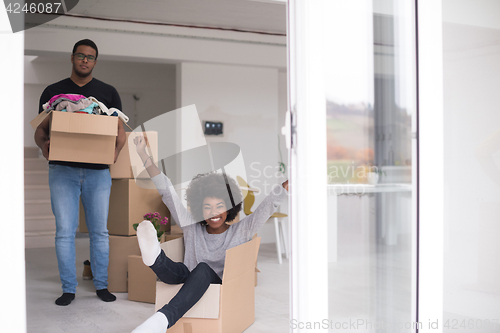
132, 312, 169, 333
137, 220, 161, 266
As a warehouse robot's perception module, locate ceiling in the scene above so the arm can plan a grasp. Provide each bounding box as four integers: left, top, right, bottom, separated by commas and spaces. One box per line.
67, 0, 287, 35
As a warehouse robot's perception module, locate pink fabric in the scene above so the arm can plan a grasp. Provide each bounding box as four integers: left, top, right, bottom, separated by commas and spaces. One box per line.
54, 99, 94, 112
48, 94, 87, 107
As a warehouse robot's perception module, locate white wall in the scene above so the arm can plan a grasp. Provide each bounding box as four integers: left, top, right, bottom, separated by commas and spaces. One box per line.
443, 20, 500, 318
24, 56, 176, 147
178, 62, 288, 243
443, 0, 500, 30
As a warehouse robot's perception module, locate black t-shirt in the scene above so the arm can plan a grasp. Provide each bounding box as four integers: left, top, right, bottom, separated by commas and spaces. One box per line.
39, 78, 122, 170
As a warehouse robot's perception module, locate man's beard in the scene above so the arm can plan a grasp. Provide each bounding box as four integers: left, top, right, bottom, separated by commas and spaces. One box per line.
74, 64, 93, 78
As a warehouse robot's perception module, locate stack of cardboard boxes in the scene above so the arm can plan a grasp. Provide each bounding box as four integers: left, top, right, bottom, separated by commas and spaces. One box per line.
77, 131, 183, 302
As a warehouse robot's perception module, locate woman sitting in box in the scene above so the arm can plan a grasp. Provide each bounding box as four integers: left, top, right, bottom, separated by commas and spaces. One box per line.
132, 134, 288, 333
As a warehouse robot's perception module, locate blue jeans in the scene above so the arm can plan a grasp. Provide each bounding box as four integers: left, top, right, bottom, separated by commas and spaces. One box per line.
48, 164, 112, 293
151, 251, 222, 328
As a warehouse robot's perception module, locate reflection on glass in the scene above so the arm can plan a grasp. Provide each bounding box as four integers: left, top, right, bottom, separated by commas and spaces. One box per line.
325, 0, 416, 332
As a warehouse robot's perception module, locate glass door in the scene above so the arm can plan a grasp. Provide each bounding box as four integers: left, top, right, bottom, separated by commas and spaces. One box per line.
289, 0, 418, 331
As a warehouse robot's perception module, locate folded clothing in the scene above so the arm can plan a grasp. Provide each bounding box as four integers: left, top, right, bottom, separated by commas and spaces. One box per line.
43, 94, 87, 112
55, 100, 98, 114
43, 93, 129, 123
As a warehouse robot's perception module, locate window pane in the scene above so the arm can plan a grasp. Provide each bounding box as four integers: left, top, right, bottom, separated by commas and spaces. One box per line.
325, 1, 416, 331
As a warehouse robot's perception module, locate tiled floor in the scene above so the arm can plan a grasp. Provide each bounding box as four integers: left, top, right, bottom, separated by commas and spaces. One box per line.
25, 236, 290, 333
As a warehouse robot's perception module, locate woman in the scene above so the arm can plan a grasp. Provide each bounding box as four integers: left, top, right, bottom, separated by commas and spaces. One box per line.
132, 134, 288, 333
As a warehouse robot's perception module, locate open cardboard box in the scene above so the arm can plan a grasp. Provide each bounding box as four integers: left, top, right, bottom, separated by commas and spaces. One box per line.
110, 131, 158, 179
155, 236, 261, 333
31, 110, 118, 164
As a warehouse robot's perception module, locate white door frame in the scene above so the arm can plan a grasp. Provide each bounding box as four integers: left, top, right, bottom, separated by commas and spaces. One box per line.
288, 0, 329, 331
0, 9, 27, 333
416, 0, 444, 331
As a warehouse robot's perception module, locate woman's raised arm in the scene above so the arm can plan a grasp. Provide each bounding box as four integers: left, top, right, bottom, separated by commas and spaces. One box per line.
134, 133, 192, 228
134, 133, 161, 178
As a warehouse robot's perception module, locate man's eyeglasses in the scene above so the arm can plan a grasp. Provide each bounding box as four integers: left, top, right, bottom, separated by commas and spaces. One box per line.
73, 53, 96, 62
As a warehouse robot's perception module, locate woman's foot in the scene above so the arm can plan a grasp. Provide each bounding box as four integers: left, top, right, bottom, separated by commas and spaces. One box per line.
132, 312, 169, 333
137, 220, 161, 266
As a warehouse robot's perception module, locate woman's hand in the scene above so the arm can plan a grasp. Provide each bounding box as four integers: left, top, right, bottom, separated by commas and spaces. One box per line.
133, 133, 160, 178
282, 180, 289, 191
133, 134, 148, 154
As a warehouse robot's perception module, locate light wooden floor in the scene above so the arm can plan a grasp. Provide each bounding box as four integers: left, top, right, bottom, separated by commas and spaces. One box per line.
25, 236, 290, 333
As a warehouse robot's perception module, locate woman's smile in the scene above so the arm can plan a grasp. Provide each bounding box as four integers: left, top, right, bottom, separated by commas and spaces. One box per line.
203, 197, 229, 233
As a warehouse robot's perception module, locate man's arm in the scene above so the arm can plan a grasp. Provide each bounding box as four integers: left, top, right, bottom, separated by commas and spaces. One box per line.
34, 116, 50, 160
114, 120, 126, 163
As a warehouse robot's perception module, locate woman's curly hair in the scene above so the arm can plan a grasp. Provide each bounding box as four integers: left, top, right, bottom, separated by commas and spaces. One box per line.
185, 172, 243, 224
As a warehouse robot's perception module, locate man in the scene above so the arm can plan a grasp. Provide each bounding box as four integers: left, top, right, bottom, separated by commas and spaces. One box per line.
34, 39, 126, 306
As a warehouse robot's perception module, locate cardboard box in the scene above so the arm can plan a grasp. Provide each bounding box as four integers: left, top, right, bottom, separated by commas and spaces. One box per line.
31, 111, 118, 164
161, 224, 183, 242
110, 131, 158, 179
108, 235, 141, 293
79, 179, 170, 236
159, 237, 185, 263
155, 237, 261, 333
252, 233, 259, 287
128, 255, 157, 303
